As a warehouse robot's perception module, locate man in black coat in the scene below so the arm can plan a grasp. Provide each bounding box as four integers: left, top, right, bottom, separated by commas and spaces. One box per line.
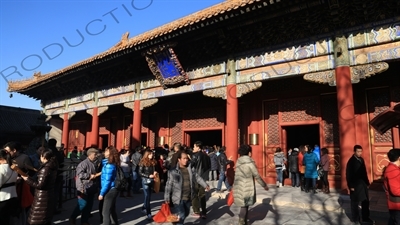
346, 145, 375, 225
190, 141, 211, 218
131, 146, 143, 193
288, 148, 300, 187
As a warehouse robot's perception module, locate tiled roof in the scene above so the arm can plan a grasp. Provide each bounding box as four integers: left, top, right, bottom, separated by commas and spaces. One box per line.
0, 105, 41, 134
8, 0, 280, 92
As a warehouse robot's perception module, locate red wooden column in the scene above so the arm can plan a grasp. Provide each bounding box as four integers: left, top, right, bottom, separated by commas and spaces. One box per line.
62, 113, 70, 152
90, 107, 99, 147
248, 100, 262, 175
391, 99, 400, 148
62, 113, 69, 146
334, 37, 356, 192
226, 58, 239, 163
226, 83, 238, 161
132, 100, 142, 148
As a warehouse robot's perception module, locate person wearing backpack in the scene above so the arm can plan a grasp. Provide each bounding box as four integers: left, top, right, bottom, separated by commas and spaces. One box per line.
69, 148, 100, 225
138, 149, 158, 221
98, 146, 120, 225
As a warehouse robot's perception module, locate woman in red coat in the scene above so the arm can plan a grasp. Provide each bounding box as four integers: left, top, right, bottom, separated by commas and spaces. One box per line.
383, 149, 400, 225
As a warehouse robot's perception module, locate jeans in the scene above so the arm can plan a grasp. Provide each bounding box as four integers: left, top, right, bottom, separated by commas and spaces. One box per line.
173, 200, 191, 225
0, 197, 18, 225
102, 188, 119, 225
305, 178, 316, 191
54, 175, 63, 209
192, 183, 206, 215
239, 206, 249, 224
350, 200, 370, 222
290, 172, 299, 187
142, 180, 153, 215
322, 171, 329, 187
132, 171, 141, 192
70, 192, 95, 223
388, 210, 400, 225
99, 199, 103, 224
122, 172, 132, 193
299, 173, 305, 189
276, 168, 283, 184
217, 170, 231, 191
209, 170, 217, 181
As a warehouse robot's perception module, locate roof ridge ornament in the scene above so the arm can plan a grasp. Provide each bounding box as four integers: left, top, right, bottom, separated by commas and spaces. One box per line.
110, 32, 130, 50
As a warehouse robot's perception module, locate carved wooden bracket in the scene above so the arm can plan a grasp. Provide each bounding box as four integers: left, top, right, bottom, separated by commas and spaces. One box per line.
86, 106, 108, 116
351, 62, 389, 83
237, 82, 262, 98
59, 112, 76, 120
203, 82, 262, 99
303, 62, 389, 86
203, 87, 227, 99
123, 99, 158, 111
86, 109, 94, 116
140, 99, 158, 110
303, 70, 336, 86
123, 102, 133, 109
98, 106, 108, 116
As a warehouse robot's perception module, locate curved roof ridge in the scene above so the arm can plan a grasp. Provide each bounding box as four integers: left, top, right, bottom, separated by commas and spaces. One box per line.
8, 0, 273, 92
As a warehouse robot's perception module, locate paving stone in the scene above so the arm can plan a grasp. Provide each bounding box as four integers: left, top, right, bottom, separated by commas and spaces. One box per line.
51, 183, 389, 225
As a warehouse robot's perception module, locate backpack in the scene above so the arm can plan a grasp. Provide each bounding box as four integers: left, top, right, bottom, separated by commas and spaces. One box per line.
114, 166, 128, 191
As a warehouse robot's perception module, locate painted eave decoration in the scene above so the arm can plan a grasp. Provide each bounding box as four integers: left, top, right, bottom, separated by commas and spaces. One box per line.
143, 43, 190, 89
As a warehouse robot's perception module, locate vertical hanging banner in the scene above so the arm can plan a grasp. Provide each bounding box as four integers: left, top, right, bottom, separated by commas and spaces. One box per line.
143, 43, 189, 89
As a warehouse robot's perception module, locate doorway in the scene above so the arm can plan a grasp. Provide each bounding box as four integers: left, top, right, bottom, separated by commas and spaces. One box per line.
285, 124, 320, 150
141, 133, 147, 146
185, 130, 222, 147
99, 134, 109, 150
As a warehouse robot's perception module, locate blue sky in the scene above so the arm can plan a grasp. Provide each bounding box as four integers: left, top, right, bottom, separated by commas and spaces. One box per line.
0, 0, 224, 110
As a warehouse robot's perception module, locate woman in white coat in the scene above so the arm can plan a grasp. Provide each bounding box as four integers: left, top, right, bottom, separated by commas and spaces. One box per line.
0, 149, 18, 225
233, 145, 269, 225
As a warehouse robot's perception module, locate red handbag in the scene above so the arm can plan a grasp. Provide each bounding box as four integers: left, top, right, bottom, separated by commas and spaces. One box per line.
17, 181, 34, 208
227, 190, 234, 206
153, 203, 179, 223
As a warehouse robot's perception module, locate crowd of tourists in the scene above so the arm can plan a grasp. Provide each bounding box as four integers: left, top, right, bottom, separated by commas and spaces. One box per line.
273, 145, 330, 194
1, 138, 400, 225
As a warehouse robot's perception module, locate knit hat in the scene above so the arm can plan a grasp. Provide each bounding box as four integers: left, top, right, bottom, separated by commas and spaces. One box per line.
293, 148, 299, 152
87, 148, 98, 156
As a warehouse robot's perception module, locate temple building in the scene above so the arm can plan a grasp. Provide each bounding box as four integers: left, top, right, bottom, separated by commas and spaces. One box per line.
8, 0, 400, 190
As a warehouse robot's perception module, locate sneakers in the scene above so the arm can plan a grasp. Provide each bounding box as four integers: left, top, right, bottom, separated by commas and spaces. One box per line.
191, 213, 201, 218
276, 181, 279, 187
147, 214, 153, 221
141, 209, 147, 214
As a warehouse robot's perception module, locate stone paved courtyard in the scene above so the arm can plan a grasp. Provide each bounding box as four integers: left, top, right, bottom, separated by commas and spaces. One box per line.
52, 181, 389, 225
